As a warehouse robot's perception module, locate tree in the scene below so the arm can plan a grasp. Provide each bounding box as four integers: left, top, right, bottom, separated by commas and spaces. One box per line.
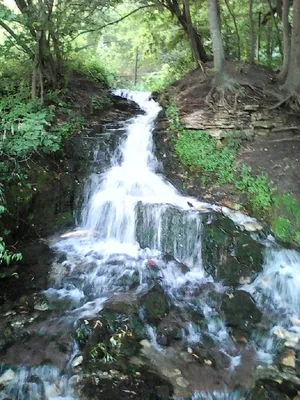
249, 0, 255, 63
282, 0, 300, 94
155, 0, 208, 62
279, 0, 291, 81
0, 0, 128, 96
207, 0, 226, 82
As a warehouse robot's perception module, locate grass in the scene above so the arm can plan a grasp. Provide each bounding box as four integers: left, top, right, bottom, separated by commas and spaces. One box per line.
166, 103, 300, 246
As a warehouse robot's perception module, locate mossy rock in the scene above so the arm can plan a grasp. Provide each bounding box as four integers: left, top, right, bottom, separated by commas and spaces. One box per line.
140, 285, 169, 324
221, 290, 262, 336
202, 214, 263, 286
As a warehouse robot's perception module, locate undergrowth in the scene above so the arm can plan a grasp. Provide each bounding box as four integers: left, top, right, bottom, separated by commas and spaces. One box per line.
166, 103, 300, 246
0, 55, 112, 265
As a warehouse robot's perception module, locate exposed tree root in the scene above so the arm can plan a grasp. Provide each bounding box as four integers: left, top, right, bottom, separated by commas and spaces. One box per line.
270, 93, 293, 110
205, 77, 245, 111
269, 91, 300, 111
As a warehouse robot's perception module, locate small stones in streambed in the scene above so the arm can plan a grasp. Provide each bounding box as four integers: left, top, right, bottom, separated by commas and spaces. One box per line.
273, 327, 299, 348
0, 369, 15, 385
161, 368, 181, 378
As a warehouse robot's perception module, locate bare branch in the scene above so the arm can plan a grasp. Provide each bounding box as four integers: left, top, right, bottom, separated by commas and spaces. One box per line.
0, 20, 34, 56
70, 5, 154, 41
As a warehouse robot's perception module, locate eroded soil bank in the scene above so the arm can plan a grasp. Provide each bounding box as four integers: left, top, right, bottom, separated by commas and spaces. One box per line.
154, 62, 300, 248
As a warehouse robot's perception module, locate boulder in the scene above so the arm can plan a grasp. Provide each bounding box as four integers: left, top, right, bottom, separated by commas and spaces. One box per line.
202, 214, 263, 287
221, 290, 262, 337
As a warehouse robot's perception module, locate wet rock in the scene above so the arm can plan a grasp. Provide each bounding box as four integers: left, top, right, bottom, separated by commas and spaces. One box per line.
273, 327, 299, 348
72, 355, 83, 368
250, 378, 300, 399
157, 310, 189, 346
17, 241, 55, 266
105, 293, 139, 315
0, 369, 15, 385
140, 285, 169, 324
221, 290, 262, 337
281, 350, 296, 369
79, 367, 173, 400
202, 214, 263, 286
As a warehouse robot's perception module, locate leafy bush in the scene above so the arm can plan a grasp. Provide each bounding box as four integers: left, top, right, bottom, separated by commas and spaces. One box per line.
237, 165, 272, 212
0, 95, 61, 157
167, 103, 273, 215
175, 130, 236, 183
69, 53, 114, 86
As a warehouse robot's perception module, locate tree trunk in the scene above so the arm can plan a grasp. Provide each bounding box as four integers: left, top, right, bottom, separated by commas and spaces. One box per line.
266, 25, 273, 66
207, 0, 226, 78
257, 11, 261, 62
249, 0, 255, 63
283, 0, 300, 92
279, 0, 291, 81
267, 0, 283, 58
182, 0, 207, 65
224, 0, 241, 60
161, 0, 208, 61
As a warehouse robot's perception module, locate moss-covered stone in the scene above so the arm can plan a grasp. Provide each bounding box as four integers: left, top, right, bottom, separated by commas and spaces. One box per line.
202, 214, 263, 286
140, 285, 169, 324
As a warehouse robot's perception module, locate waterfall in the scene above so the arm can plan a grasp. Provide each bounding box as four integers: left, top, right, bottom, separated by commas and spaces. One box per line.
2, 90, 300, 399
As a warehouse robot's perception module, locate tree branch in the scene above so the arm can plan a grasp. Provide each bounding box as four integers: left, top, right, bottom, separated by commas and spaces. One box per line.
70, 5, 154, 41
0, 20, 33, 56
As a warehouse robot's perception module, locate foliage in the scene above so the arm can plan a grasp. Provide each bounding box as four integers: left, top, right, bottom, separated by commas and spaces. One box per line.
236, 165, 272, 212
271, 194, 300, 245
175, 130, 236, 183
166, 103, 273, 215
0, 94, 60, 157
69, 54, 114, 86
271, 216, 291, 242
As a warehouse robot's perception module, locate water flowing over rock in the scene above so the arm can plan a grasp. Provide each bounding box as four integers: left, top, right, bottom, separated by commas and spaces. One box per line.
1, 90, 300, 399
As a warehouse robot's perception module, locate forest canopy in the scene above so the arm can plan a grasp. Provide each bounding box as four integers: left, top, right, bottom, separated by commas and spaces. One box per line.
0, 0, 299, 97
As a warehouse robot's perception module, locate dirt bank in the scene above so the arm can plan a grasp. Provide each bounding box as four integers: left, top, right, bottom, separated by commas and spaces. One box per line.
155, 63, 300, 246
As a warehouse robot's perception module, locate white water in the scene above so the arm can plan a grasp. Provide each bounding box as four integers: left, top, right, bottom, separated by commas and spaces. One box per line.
2, 90, 300, 399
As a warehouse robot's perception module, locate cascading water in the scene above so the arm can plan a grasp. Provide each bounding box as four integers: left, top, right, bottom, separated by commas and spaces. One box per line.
2, 90, 300, 399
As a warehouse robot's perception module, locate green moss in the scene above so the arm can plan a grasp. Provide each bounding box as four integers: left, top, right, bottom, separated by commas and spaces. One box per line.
271, 217, 291, 242
295, 231, 300, 245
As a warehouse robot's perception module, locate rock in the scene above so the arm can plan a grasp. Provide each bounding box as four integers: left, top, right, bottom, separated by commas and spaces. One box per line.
273, 327, 299, 348
72, 355, 83, 368
221, 290, 262, 336
242, 221, 264, 232
251, 378, 300, 399
140, 285, 169, 324
162, 369, 181, 378
202, 214, 263, 287
17, 242, 55, 266
176, 376, 189, 388
0, 369, 15, 385
281, 350, 296, 368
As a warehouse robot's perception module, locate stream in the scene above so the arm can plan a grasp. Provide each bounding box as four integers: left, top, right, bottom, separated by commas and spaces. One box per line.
1, 91, 300, 399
